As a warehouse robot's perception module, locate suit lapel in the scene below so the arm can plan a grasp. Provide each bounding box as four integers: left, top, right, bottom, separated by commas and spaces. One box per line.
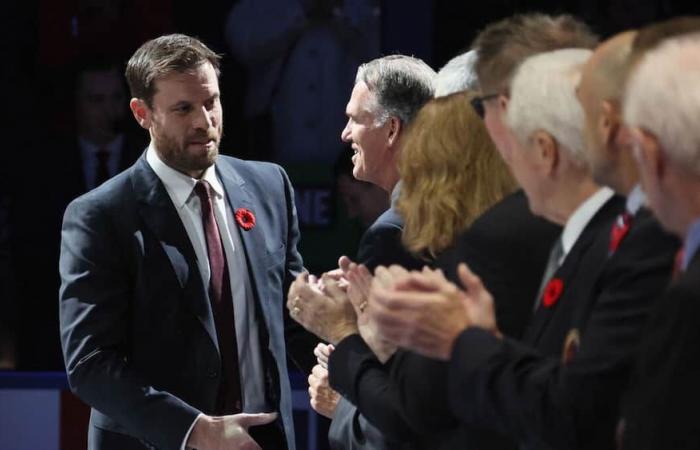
216, 161, 275, 336
524, 196, 624, 345
131, 156, 219, 352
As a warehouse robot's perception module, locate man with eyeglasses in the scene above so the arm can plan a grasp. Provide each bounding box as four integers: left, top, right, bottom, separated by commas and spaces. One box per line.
364, 13, 677, 450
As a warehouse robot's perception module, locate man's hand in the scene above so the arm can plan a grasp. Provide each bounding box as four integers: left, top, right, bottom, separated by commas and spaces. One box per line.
369, 264, 501, 360
456, 263, 500, 337
346, 264, 399, 362
314, 342, 335, 370
287, 273, 358, 344
308, 363, 341, 419
186, 412, 277, 450
369, 267, 471, 360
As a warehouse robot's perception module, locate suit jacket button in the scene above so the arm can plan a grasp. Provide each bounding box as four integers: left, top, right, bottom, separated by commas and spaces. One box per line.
207, 370, 218, 378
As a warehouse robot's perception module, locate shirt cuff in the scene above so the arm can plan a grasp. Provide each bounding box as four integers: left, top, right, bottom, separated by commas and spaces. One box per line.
181, 413, 204, 450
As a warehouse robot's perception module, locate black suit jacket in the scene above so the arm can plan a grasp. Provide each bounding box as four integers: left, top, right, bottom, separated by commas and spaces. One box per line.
622, 250, 700, 450
329, 191, 560, 449
445, 203, 679, 450
329, 198, 425, 449
59, 154, 315, 450
12, 132, 144, 370
356, 204, 426, 273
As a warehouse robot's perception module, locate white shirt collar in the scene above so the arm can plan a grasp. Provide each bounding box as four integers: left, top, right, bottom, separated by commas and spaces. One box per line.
626, 184, 646, 215
560, 187, 616, 258
145, 144, 223, 209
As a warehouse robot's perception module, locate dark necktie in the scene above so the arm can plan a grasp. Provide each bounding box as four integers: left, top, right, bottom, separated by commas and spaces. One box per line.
194, 180, 242, 414
95, 149, 111, 186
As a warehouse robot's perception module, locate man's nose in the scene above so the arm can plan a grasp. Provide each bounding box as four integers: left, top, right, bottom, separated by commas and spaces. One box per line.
193, 105, 214, 130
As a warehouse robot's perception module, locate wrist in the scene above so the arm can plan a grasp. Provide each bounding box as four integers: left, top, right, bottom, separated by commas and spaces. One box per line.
187, 414, 213, 449
329, 322, 358, 345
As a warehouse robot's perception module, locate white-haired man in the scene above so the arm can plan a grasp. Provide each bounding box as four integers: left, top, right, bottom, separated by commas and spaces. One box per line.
433, 50, 480, 97
621, 33, 700, 450
369, 48, 670, 450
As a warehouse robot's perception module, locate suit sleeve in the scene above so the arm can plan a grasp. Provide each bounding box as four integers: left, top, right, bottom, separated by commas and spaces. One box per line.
446, 216, 678, 449
59, 196, 200, 450
279, 166, 318, 374
328, 334, 418, 443
356, 220, 424, 272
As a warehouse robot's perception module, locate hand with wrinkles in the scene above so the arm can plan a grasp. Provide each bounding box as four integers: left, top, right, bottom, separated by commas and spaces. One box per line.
308, 343, 340, 419
287, 272, 358, 344
369, 263, 501, 360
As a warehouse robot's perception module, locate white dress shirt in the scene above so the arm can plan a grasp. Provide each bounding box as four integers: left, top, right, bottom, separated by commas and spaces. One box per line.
558, 187, 616, 265
146, 146, 268, 448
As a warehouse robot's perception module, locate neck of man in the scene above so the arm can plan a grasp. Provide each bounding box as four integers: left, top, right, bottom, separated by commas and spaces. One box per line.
545, 173, 602, 226
612, 141, 641, 196
673, 175, 700, 239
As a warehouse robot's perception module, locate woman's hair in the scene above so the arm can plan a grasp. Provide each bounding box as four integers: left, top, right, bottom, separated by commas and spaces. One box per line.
397, 90, 516, 258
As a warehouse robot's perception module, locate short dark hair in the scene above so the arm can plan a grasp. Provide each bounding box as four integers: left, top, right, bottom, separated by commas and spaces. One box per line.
631, 16, 700, 64
125, 34, 221, 106
472, 13, 598, 93
355, 55, 436, 126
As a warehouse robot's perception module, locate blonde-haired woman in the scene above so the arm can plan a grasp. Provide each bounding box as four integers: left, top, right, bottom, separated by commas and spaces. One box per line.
397, 90, 516, 259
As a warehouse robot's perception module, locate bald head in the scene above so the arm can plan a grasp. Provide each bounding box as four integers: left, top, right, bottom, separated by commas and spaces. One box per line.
581, 31, 637, 104
577, 31, 638, 194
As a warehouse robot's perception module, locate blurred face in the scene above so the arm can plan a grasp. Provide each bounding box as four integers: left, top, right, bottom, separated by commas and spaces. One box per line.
482, 96, 517, 163
337, 174, 389, 227
341, 82, 392, 185
507, 136, 549, 217
577, 57, 616, 188
133, 62, 222, 178
76, 69, 126, 141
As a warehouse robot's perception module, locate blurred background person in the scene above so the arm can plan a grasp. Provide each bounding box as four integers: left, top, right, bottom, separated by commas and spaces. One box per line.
334, 145, 389, 232
226, 0, 380, 165
10, 58, 144, 370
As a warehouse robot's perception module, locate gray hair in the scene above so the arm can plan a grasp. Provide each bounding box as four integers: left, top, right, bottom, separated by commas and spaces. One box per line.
355, 55, 436, 126
434, 50, 480, 97
624, 32, 700, 176
507, 48, 591, 165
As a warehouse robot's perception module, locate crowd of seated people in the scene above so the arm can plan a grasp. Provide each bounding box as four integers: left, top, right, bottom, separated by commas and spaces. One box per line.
290, 13, 700, 450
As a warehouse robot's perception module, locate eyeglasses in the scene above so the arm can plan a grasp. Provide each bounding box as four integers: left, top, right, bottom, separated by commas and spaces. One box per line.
470, 93, 501, 119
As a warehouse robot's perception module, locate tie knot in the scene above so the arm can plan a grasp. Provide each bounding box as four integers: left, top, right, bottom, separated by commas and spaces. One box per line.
194, 180, 213, 201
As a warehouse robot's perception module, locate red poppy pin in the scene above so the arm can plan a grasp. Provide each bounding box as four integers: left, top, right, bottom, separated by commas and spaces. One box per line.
608, 213, 632, 255
542, 278, 564, 308
235, 208, 256, 231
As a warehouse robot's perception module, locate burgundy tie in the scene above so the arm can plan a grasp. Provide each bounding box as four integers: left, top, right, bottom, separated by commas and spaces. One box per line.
194, 180, 242, 414
609, 211, 633, 255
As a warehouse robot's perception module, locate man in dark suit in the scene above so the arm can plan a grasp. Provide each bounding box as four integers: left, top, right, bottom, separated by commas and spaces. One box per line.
621, 32, 700, 450
369, 46, 676, 450
12, 59, 144, 370
59, 34, 315, 450
290, 55, 436, 449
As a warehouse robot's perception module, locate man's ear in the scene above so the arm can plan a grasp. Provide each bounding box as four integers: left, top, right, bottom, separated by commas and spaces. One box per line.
130, 98, 152, 130
498, 94, 509, 112
631, 127, 665, 183
387, 116, 402, 148
532, 130, 559, 175
599, 100, 622, 148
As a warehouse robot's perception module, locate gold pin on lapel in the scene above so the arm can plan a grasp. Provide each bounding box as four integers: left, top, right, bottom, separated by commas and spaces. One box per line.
562, 328, 580, 365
